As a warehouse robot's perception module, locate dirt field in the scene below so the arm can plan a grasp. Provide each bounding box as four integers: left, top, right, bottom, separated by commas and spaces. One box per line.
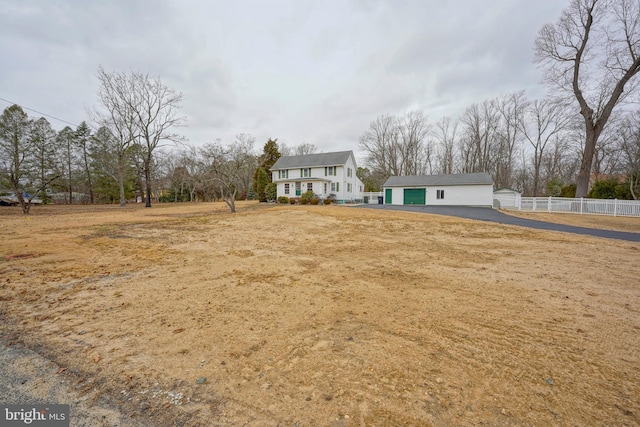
1, 202, 638, 426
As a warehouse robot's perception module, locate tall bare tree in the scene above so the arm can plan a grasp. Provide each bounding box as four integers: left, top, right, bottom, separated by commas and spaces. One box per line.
93, 69, 138, 206
535, 0, 640, 197
519, 99, 573, 195
433, 117, 458, 174
359, 114, 400, 179
459, 100, 500, 174
398, 110, 431, 175
94, 67, 185, 207
494, 92, 527, 189
618, 111, 640, 199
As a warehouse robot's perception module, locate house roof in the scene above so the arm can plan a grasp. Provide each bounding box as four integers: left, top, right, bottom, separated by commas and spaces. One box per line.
383, 173, 494, 187
494, 187, 522, 194
271, 151, 354, 170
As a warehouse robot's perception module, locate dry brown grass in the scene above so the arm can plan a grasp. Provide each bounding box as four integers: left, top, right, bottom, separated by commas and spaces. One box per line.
500, 209, 640, 233
1, 202, 638, 426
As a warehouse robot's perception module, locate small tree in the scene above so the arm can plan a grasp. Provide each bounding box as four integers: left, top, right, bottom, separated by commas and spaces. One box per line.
264, 182, 277, 202
252, 138, 281, 202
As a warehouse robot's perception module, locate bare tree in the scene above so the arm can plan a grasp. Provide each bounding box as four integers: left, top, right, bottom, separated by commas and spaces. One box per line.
535, 0, 640, 197
494, 92, 528, 189
459, 100, 500, 174
359, 114, 400, 180
130, 73, 185, 207
92, 69, 138, 206
433, 117, 458, 174
359, 112, 432, 178
619, 111, 640, 199
294, 143, 318, 156
93, 67, 185, 207
398, 110, 431, 175
200, 137, 256, 213
519, 98, 573, 195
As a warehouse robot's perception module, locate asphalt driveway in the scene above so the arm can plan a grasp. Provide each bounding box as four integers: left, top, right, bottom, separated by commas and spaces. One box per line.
354, 204, 640, 242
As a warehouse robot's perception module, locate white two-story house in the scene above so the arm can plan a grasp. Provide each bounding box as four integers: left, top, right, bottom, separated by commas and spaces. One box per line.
271, 151, 365, 202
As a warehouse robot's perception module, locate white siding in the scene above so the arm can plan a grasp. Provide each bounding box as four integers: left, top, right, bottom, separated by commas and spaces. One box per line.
493, 189, 521, 208
272, 153, 364, 201
385, 184, 493, 206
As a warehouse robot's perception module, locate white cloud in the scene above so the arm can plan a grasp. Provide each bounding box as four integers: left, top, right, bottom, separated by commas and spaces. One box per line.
0, 0, 568, 159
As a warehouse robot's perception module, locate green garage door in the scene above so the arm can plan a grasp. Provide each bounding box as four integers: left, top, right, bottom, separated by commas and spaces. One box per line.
403, 188, 425, 205
385, 188, 392, 204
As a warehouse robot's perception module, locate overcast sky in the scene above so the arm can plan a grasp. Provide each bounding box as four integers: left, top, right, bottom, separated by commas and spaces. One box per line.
0, 0, 568, 159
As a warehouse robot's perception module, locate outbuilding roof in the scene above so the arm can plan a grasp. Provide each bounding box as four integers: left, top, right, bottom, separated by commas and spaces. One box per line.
383, 173, 494, 187
271, 151, 354, 170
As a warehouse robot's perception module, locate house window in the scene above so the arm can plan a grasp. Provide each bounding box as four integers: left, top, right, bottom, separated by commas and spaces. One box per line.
437, 190, 445, 199
324, 183, 328, 194
300, 168, 311, 177
331, 182, 340, 192
279, 170, 289, 179
325, 166, 336, 176
347, 168, 352, 177
347, 183, 351, 192
307, 183, 313, 192
284, 183, 290, 195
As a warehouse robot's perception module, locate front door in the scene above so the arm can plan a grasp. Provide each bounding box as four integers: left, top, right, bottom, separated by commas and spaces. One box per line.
295, 182, 301, 196
385, 188, 392, 204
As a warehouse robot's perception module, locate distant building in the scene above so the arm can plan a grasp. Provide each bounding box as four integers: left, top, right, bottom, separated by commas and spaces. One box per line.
382, 173, 494, 207
271, 151, 364, 202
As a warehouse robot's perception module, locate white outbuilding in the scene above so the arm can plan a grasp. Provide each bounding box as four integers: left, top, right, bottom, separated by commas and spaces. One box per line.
493, 188, 522, 209
382, 173, 494, 207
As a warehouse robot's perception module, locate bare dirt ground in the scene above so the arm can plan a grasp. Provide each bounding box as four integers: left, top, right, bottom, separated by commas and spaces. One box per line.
1, 202, 639, 426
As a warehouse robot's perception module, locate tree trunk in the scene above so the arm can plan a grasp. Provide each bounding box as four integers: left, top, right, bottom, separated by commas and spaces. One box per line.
575, 126, 598, 198
144, 156, 152, 208
118, 167, 126, 207
13, 182, 30, 214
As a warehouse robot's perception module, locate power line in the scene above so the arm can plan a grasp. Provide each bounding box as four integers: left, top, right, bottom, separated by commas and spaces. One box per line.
0, 96, 83, 128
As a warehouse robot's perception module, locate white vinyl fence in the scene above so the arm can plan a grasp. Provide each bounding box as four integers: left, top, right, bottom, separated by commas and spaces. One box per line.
495, 196, 640, 217
363, 191, 384, 204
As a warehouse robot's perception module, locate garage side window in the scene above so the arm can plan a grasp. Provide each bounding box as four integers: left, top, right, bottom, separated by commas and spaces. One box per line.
437, 190, 445, 199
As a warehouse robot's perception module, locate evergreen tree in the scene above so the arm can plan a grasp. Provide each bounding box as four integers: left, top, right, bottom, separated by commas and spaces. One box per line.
252, 138, 281, 202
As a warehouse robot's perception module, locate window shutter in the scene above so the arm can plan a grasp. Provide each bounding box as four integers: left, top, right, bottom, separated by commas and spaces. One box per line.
336, 182, 339, 192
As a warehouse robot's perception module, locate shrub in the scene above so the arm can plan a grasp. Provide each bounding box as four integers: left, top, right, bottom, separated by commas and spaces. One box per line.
560, 183, 576, 198
289, 197, 297, 204
264, 182, 277, 202
277, 196, 289, 204
310, 197, 319, 205
300, 190, 315, 204
323, 198, 332, 205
